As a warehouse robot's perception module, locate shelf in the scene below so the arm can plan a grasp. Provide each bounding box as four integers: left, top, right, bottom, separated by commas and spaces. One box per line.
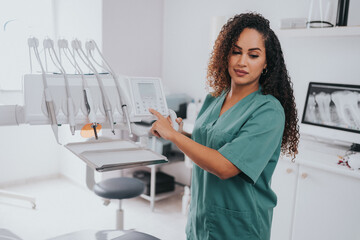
279, 137, 360, 180
276, 26, 360, 38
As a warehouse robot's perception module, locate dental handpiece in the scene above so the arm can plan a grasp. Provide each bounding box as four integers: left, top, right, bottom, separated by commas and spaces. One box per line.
86, 40, 132, 137
83, 87, 99, 139
59, 39, 99, 139
44, 38, 76, 135
28, 37, 59, 143
72, 39, 115, 135
44, 84, 59, 143
102, 94, 115, 135
122, 105, 133, 138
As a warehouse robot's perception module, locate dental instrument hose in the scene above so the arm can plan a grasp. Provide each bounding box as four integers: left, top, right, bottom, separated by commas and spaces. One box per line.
28, 37, 59, 143
59, 39, 99, 139
72, 39, 115, 135
87, 40, 133, 137
44, 38, 76, 135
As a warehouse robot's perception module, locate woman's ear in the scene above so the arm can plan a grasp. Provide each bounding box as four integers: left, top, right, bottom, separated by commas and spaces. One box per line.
262, 63, 268, 76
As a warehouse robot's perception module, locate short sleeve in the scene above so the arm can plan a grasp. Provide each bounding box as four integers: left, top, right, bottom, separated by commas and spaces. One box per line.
218, 104, 285, 184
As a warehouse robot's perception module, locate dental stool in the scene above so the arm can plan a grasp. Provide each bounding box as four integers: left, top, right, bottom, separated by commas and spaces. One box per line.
0, 229, 22, 240
93, 177, 145, 230
47, 172, 160, 240
48, 229, 160, 240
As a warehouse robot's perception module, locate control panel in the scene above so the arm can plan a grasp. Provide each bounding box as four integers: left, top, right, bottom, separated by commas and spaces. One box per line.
127, 77, 168, 118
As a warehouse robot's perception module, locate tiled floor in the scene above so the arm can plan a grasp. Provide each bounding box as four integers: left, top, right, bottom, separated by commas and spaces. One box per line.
0, 176, 187, 240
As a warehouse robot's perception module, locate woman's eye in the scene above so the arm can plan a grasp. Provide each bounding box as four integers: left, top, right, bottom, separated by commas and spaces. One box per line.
232, 51, 242, 55
250, 55, 259, 58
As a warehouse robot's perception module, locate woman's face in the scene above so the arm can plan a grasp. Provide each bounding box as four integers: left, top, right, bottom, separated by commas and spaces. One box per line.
228, 28, 267, 89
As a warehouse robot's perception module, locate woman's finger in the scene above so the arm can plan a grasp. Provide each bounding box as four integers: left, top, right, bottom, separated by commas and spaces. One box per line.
149, 108, 164, 120
150, 126, 161, 138
167, 116, 173, 125
176, 117, 183, 124
153, 131, 161, 138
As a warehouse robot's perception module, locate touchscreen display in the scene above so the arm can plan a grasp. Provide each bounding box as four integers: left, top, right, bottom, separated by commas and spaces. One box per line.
138, 83, 157, 99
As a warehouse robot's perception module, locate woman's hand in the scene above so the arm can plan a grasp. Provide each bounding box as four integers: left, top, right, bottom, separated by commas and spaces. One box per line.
149, 108, 179, 141
175, 117, 184, 134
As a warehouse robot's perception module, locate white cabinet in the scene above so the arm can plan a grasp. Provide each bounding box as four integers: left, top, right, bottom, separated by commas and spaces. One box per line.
272, 159, 360, 240
271, 159, 298, 240
292, 165, 360, 240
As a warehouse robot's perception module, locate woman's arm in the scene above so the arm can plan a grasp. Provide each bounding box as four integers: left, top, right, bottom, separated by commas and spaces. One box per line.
180, 130, 192, 138
149, 109, 240, 180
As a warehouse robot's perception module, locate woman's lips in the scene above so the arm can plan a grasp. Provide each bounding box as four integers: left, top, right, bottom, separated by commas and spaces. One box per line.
234, 69, 249, 77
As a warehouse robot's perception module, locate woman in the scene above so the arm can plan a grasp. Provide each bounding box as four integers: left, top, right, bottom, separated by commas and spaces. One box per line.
149, 12, 299, 240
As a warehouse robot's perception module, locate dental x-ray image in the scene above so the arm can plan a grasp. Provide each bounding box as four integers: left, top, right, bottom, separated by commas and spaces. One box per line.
302, 82, 360, 133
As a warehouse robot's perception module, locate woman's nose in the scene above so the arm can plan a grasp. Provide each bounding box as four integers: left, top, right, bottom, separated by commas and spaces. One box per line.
237, 55, 247, 66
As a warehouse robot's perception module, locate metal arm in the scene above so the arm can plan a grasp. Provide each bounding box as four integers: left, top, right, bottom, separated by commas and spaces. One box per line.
0, 105, 25, 126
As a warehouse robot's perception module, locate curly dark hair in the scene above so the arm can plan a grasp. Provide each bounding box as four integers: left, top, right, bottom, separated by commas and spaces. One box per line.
207, 12, 299, 159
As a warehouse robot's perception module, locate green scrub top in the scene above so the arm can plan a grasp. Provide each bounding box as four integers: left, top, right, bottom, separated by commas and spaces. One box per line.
186, 88, 285, 240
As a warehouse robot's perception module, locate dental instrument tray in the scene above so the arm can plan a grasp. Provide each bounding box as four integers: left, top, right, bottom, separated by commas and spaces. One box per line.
65, 140, 168, 171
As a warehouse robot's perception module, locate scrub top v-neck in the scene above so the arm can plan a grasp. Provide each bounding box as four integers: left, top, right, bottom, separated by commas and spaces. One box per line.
186, 88, 285, 240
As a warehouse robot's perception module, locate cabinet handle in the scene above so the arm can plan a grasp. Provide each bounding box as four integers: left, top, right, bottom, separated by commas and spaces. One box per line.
301, 173, 308, 179
286, 168, 293, 174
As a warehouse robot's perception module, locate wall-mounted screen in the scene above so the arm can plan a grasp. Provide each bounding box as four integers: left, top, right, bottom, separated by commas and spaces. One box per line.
302, 82, 360, 134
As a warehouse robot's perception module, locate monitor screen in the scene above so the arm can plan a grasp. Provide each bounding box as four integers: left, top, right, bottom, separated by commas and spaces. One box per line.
302, 82, 360, 134
138, 82, 157, 99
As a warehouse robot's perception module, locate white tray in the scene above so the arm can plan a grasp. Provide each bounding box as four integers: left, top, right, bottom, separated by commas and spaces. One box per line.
65, 140, 167, 172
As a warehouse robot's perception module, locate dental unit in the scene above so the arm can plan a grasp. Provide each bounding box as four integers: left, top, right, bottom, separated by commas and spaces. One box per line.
0, 37, 178, 171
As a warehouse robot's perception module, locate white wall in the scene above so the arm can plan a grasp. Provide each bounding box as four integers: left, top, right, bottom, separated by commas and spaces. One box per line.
0, 125, 62, 186
0, 1, 61, 186
53, 0, 103, 73
0, 0, 54, 90
53, 0, 102, 44
162, 0, 360, 99
162, 0, 312, 98
102, 0, 164, 78
0, 91, 61, 186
